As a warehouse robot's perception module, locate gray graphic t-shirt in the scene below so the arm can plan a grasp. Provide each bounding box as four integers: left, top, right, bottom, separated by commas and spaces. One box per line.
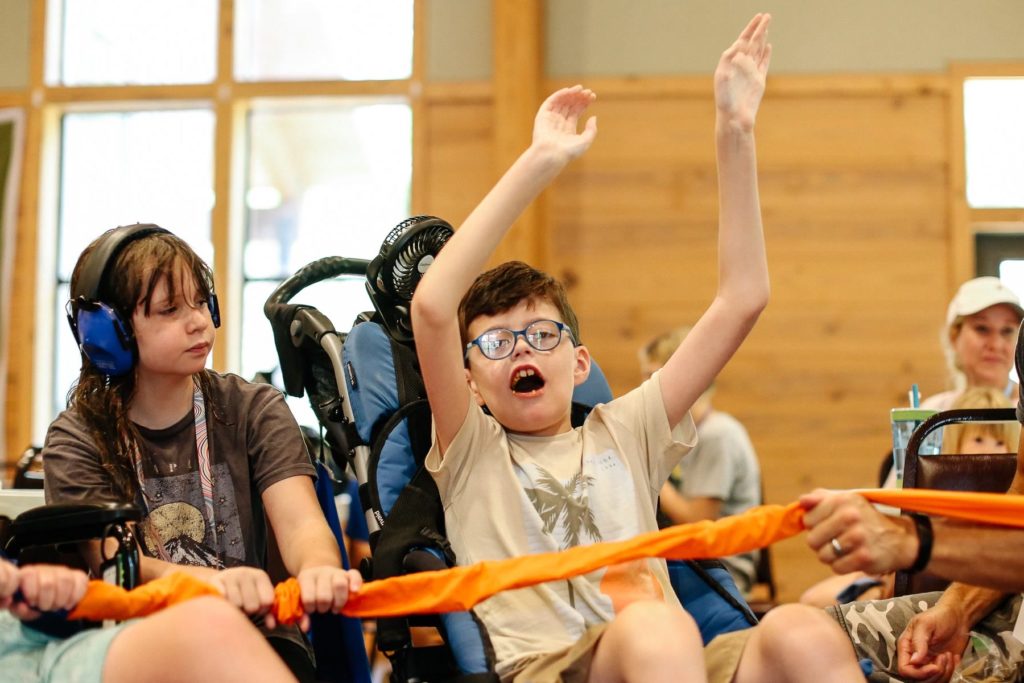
43, 371, 315, 571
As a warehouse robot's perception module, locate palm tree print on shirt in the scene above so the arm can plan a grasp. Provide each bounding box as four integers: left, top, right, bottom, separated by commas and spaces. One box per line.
524, 468, 602, 608
524, 469, 601, 550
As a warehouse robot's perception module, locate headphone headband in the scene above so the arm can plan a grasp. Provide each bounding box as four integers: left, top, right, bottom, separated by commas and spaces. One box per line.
72, 223, 171, 303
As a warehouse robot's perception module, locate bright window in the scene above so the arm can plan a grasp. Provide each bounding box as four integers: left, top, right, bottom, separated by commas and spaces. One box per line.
235, 0, 414, 82
52, 109, 215, 419
53, 0, 218, 85
241, 99, 412, 426
34, 1, 417, 440
964, 78, 1024, 209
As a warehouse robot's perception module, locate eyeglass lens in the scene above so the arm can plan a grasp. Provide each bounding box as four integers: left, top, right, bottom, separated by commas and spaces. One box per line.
480, 320, 562, 359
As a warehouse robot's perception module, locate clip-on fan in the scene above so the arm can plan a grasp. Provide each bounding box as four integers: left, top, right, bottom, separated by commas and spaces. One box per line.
365, 215, 454, 345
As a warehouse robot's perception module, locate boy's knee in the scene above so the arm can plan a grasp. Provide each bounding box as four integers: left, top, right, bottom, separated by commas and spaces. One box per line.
170, 597, 256, 645
756, 604, 848, 652
616, 600, 700, 644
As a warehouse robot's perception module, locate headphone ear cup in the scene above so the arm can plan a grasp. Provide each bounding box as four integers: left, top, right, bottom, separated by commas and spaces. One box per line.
208, 293, 221, 329
75, 302, 136, 377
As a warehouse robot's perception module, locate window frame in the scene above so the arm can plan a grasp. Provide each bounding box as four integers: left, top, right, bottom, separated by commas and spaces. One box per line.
949, 63, 1024, 287
18, 0, 426, 442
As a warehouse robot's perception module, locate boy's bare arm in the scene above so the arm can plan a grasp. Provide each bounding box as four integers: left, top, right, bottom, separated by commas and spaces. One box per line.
659, 14, 773, 428
412, 86, 597, 455
659, 483, 722, 524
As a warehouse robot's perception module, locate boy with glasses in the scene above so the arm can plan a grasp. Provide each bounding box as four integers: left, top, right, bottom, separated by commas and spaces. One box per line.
412, 15, 863, 683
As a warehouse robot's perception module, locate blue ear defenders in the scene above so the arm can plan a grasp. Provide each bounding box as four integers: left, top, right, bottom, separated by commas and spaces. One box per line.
66, 223, 221, 377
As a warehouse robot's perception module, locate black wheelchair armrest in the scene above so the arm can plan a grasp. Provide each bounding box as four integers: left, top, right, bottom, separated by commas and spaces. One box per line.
10, 503, 141, 549
402, 548, 448, 574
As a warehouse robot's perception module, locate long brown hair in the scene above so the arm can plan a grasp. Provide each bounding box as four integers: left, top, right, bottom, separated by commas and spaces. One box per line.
67, 228, 217, 502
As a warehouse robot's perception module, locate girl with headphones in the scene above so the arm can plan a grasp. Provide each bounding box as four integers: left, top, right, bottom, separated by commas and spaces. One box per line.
43, 224, 361, 681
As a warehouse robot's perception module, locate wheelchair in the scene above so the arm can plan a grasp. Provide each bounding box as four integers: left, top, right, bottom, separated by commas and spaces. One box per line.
0, 498, 140, 640
265, 216, 760, 682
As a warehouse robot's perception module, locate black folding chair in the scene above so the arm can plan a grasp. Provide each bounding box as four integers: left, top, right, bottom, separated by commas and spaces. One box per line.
893, 408, 1017, 596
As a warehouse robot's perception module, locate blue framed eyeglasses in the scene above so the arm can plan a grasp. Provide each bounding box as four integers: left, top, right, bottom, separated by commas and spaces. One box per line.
465, 319, 574, 360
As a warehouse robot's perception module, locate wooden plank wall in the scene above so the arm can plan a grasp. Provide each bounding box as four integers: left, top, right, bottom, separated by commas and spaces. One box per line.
421, 75, 953, 602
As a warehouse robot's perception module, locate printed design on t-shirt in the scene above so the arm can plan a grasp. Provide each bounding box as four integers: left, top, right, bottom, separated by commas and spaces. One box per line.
520, 465, 601, 611
139, 462, 244, 568
522, 468, 601, 551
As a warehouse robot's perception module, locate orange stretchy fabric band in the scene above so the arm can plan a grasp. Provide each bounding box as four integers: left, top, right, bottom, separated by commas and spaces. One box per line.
66, 488, 1024, 622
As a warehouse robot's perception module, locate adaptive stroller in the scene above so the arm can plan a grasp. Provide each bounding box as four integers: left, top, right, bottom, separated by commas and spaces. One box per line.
265, 216, 758, 682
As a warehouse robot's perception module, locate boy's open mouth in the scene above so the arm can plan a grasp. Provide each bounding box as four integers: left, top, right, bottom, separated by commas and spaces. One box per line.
510, 366, 545, 395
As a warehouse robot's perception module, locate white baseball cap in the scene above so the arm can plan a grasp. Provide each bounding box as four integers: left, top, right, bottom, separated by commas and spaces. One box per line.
945, 276, 1024, 327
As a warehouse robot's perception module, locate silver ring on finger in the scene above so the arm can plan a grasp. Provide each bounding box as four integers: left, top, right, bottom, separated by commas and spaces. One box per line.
830, 537, 846, 558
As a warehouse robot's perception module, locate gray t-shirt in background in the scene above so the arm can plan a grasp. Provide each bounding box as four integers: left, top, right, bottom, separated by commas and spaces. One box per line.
672, 410, 762, 592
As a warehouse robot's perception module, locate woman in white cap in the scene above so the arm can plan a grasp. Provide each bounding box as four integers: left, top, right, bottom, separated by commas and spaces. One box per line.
922, 276, 1024, 410
800, 277, 1024, 608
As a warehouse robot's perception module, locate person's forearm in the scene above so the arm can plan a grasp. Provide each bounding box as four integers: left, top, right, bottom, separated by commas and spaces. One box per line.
927, 520, 1024, 595
414, 144, 569, 322
934, 581, 1007, 627
85, 539, 215, 584
659, 486, 720, 525
278, 521, 342, 575
714, 124, 769, 313
660, 489, 699, 525
139, 555, 219, 583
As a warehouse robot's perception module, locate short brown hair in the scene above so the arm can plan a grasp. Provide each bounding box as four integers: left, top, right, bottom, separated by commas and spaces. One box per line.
458, 261, 580, 346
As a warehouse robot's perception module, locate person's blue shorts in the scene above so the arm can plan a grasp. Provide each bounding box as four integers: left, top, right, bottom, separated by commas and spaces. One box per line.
0, 611, 129, 683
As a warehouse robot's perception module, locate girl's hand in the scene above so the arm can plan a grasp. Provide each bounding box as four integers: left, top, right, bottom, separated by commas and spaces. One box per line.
295, 566, 363, 632
714, 13, 772, 132
210, 566, 277, 629
7, 564, 89, 621
531, 85, 598, 163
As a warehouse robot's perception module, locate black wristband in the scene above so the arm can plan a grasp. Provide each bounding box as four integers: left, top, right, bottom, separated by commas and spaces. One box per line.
907, 513, 933, 574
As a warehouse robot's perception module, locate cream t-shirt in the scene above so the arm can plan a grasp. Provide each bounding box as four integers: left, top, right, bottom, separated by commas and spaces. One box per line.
425, 372, 697, 678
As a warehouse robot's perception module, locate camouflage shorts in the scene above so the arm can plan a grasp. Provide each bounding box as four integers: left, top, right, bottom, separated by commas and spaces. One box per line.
827, 592, 1024, 683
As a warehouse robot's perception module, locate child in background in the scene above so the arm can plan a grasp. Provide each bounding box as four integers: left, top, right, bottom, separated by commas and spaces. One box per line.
0, 556, 297, 682
940, 386, 1020, 454
43, 224, 361, 681
413, 14, 865, 683
640, 327, 763, 595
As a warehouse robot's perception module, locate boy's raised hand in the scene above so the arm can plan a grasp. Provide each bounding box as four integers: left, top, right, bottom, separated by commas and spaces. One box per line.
714, 13, 772, 132
532, 85, 598, 162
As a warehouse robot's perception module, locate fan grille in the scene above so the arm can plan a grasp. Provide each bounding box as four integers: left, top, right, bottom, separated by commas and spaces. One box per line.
390, 224, 452, 300
379, 216, 432, 259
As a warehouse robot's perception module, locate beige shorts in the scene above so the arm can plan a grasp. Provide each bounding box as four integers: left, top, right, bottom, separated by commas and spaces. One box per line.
508, 625, 752, 683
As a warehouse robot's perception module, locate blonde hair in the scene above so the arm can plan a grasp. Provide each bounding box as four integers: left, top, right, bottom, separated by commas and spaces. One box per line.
941, 386, 1020, 454
640, 326, 691, 370
638, 326, 716, 404
940, 315, 967, 392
